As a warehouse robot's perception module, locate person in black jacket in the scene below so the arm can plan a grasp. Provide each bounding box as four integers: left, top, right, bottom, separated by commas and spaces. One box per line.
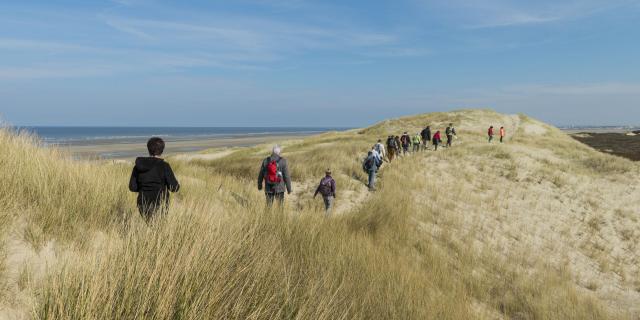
421, 126, 431, 150
129, 137, 180, 222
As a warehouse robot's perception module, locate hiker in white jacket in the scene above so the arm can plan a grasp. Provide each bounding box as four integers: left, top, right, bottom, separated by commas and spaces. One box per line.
374, 139, 386, 160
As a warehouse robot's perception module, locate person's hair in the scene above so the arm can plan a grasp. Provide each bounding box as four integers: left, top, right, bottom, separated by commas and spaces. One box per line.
147, 137, 165, 156
272, 145, 281, 156
449, 123, 453, 126
378, 139, 382, 142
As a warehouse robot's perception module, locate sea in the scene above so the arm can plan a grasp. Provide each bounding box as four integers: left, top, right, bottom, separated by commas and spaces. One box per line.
16, 126, 348, 147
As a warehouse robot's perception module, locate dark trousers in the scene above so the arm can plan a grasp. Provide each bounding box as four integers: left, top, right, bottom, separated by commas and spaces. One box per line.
266, 192, 285, 207
446, 135, 452, 147
500, 136, 504, 143
137, 192, 168, 223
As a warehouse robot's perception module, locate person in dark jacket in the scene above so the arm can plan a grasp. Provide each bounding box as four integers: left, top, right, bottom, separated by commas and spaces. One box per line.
421, 126, 431, 150
394, 136, 402, 157
314, 168, 336, 214
258, 145, 292, 207
129, 137, 180, 222
386, 136, 397, 162
364, 151, 378, 191
400, 132, 411, 154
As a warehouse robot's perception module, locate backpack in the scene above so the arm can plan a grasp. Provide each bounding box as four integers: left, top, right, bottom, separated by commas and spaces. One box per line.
363, 157, 374, 172
318, 177, 333, 197
265, 158, 282, 185
387, 137, 396, 149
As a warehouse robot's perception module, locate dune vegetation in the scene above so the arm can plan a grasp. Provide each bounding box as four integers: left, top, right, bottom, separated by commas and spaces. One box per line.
0, 109, 638, 319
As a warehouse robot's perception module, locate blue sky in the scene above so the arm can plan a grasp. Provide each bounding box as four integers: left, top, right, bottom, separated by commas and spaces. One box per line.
1, 0, 640, 127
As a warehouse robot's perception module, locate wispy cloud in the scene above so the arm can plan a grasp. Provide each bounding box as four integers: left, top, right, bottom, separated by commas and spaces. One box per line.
418, 0, 640, 28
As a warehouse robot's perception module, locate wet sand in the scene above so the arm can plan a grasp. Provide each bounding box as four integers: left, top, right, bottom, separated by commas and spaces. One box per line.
60, 133, 315, 160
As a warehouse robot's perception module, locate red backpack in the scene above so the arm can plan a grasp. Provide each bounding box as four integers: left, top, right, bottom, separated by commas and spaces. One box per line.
265, 158, 281, 184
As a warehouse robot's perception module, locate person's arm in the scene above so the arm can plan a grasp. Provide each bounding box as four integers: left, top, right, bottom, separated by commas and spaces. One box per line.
128, 167, 138, 192
257, 160, 265, 191
282, 159, 292, 194
331, 179, 336, 198
164, 163, 180, 193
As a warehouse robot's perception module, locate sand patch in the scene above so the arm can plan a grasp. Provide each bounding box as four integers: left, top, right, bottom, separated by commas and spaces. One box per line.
522, 123, 548, 135
176, 149, 237, 162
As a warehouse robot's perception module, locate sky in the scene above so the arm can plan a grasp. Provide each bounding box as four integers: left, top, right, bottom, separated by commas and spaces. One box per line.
1, 0, 640, 127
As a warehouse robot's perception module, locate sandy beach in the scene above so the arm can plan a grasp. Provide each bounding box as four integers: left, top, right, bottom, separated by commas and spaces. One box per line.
59, 133, 316, 160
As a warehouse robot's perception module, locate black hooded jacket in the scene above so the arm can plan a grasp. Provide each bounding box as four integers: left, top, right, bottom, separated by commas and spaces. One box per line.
129, 157, 180, 210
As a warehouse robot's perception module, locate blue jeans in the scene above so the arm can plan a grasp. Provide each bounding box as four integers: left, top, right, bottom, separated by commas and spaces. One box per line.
323, 196, 334, 214
368, 170, 376, 189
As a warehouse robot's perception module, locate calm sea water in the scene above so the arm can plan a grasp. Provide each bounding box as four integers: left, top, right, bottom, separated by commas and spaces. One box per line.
17, 126, 348, 146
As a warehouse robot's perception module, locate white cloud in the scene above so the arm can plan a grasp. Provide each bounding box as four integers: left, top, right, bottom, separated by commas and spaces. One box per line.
417, 0, 640, 28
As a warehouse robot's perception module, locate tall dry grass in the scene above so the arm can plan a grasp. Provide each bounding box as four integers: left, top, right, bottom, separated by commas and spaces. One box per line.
0, 110, 632, 319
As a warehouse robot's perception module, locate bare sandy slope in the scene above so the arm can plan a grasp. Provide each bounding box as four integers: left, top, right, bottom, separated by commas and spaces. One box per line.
373, 110, 640, 316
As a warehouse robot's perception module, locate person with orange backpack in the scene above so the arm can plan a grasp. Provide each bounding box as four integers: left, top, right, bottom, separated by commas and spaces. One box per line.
258, 145, 292, 207
500, 126, 506, 143
488, 126, 494, 143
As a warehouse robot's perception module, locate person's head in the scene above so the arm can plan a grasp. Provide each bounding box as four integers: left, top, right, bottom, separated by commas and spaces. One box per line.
404, 131, 408, 134
490, 126, 494, 128
501, 126, 504, 129
368, 151, 373, 156
147, 137, 165, 157
449, 123, 453, 126
325, 168, 331, 176
272, 145, 281, 156
377, 139, 382, 143
427, 125, 430, 129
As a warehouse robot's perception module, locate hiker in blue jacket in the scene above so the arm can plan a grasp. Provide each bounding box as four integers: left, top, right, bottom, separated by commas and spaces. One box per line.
363, 151, 379, 191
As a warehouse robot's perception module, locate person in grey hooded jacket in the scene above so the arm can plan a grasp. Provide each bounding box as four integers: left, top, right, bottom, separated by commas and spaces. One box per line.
258, 145, 292, 207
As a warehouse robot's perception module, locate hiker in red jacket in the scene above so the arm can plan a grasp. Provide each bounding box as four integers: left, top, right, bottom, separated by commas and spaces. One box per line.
488, 126, 494, 143
432, 130, 442, 151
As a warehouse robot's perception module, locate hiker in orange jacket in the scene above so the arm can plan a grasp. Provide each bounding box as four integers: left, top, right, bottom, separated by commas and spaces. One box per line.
500, 126, 505, 143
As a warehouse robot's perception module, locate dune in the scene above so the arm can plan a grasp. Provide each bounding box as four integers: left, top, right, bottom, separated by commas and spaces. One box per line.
0, 109, 638, 319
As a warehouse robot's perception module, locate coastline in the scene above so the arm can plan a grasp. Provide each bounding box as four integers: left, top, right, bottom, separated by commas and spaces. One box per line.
57, 132, 319, 160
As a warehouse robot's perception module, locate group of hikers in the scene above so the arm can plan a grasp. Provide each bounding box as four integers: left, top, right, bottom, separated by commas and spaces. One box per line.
362, 123, 458, 192
129, 123, 507, 221
488, 125, 507, 143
